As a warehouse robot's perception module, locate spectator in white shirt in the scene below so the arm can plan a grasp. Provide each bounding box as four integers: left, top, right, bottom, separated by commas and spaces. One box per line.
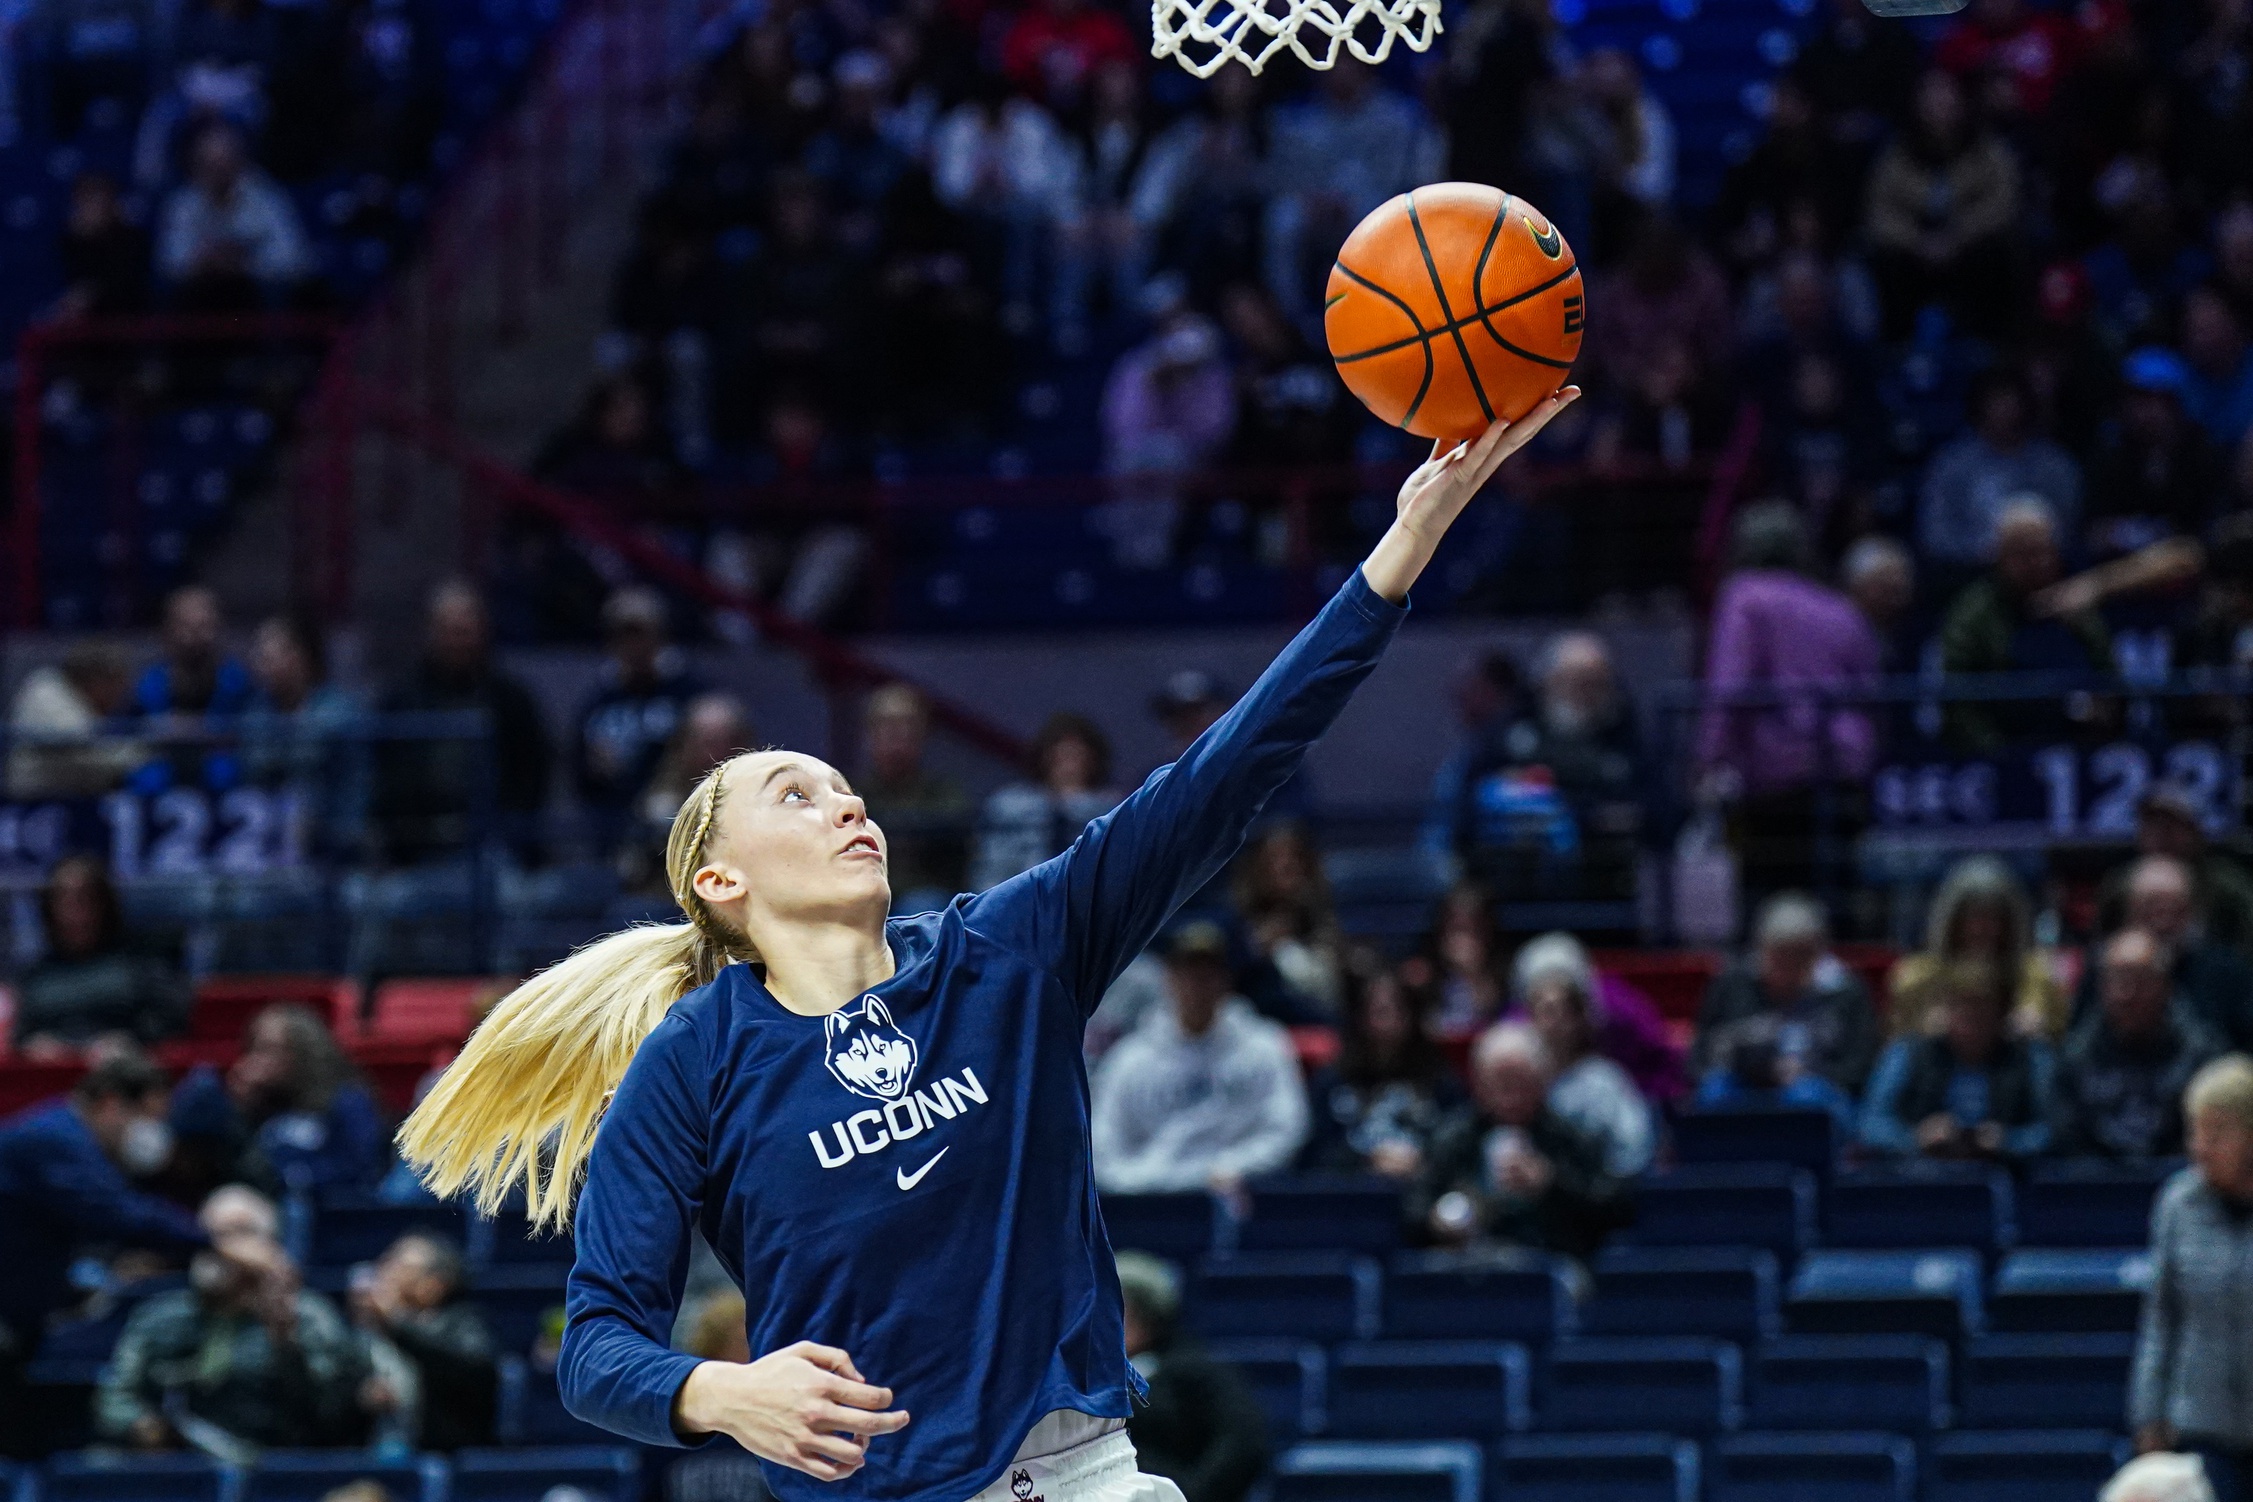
158, 122, 309, 307
1520, 934, 1657, 1177
930, 78, 1084, 345
1092, 922, 1310, 1194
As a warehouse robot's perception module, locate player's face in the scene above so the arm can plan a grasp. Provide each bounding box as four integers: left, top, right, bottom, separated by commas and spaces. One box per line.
701, 751, 891, 930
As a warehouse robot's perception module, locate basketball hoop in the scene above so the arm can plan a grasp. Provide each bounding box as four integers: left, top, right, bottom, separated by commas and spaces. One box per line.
1150, 0, 1442, 77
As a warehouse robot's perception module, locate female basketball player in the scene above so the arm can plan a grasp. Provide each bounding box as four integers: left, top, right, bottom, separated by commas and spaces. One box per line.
398, 390, 1577, 1502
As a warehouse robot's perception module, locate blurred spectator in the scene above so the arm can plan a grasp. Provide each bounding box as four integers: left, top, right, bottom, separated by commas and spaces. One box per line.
1448, 631, 1649, 903
1939, 498, 2112, 751
1418, 1022, 1629, 1260
2084, 350, 2226, 558
1100, 309, 1237, 562
1587, 337, 1730, 475
2114, 856, 2253, 1054
171, 1004, 386, 1198
1115, 1252, 1269, 1502
1754, 344, 1884, 549
931, 78, 1083, 343
1217, 281, 1356, 469
2097, 789, 2253, 956
1589, 216, 1732, 400
1933, 0, 2080, 117
6, 638, 139, 797
1864, 71, 2021, 340
1151, 671, 1309, 828
239, 614, 366, 860
10, 856, 188, 1055
372, 581, 553, 863
1860, 958, 2056, 1161
0, 1051, 204, 1441
156, 122, 310, 308
137, 584, 252, 723
2181, 287, 2253, 454
970, 711, 1117, 890
573, 589, 704, 840
803, 53, 913, 252
640, 692, 751, 830
1300, 957, 1462, 1178
2101, 1453, 2216, 1502
533, 374, 682, 504
1000, 0, 1133, 115
665, 1290, 768, 1502
2053, 929, 2226, 1162
1696, 503, 1880, 898
1418, 884, 1507, 1037
1262, 63, 1442, 323
1090, 922, 1309, 1195
2178, 516, 2253, 681
859, 684, 971, 910
1890, 856, 2067, 1041
1424, 651, 1527, 856
1582, 47, 1675, 215
1842, 534, 1918, 670
97, 1187, 368, 1450
1445, 0, 1558, 198
1695, 891, 1879, 1095
1232, 822, 1343, 1019
1919, 371, 2082, 575
1716, 79, 1850, 272
1509, 932, 1689, 1104
1792, 0, 1922, 155
349, 1233, 496, 1451
1130, 67, 1267, 302
54, 171, 150, 319
1522, 948, 1655, 1177
2130, 1055, 2253, 1495
728, 175, 859, 413
1059, 62, 1153, 328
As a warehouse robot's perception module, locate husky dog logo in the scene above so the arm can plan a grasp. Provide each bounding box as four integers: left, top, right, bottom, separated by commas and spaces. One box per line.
1011, 1471, 1036, 1501
824, 995, 918, 1101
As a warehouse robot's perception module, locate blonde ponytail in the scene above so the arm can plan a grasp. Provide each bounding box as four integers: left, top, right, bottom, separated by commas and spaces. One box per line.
396, 758, 754, 1231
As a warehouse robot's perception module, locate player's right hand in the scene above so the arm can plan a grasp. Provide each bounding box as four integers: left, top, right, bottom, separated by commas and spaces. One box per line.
674, 1340, 911, 1481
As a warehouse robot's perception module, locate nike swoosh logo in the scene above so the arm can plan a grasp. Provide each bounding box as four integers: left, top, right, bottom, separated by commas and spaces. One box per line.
1529, 220, 1563, 259
897, 1147, 948, 1191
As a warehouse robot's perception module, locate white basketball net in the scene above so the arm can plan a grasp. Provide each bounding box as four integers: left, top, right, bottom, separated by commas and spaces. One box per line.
1151, 0, 1442, 76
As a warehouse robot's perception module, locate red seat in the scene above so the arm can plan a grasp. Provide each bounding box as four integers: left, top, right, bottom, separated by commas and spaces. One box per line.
191, 975, 363, 1042
1834, 943, 1902, 1010
1592, 949, 1726, 1024
367, 977, 516, 1044
348, 1038, 457, 1115
0, 1059, 89, 1116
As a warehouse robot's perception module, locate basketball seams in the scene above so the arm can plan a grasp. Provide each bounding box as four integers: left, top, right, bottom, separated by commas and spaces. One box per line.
1330, 262, 1436, 426
1330, 259, 1583, 364
1406, 193, 1495, 426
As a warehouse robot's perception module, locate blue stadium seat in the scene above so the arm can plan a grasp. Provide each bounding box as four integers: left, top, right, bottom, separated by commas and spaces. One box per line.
243, 1453, 443, 1502
1323, 850, 1453, 940
1988, 1249, 2150, 1334
1541, 1338, 1741, 1435
45, 1453, 229, 1502
1707, 1432, 1915, 1502
1620, 1165, 1817, 1264
2017, 1162, 2175, 1247
0, 1460, 23, 1502
1785, 1250, 1984, 1341
501, 1359, 619, 1446
1826, 1166, 2014, 1253
1190, 1254, 1379, 1342
1745, 1336, 1950, 1432
476, 1207, 576, 1268
1383, 1253, 1576, 1343
470, 1265, 569, 1356
1672, 1110, 1835, 1173
1327, 1341, 1531, 1440
1924, 1431, 2132, 1502
1585, 1247, 1780, 1341
1490, 1434, 1699, 1502
1239, 1177, 1403, 1254
1271, 1441, 1481, 1502
305, 1199, 468, 1270
1959, 1334, 2136, 1429
1203, 1338, 1325, 1440
1102, 1193, 1222, 1260
451, 1446, 639, 1502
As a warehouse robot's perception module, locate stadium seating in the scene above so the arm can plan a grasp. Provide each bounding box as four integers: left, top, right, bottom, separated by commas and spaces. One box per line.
1827, 1166, 2014, 1254
1381, 1254, 1577, 1343
242, 1453, 444, 1502
1924, 1431, 2133, 1502
2017, 1161, 2175, 1247
1745, 1336, 1951, 1433
468, 1266, 569, 1357
43, 1452, 229, 1502
451, 1446, 640, 1502
1584, 1247, 1780, 1341
1202, 1339, 1326, 1440
1959, 1333, 2138, 1429
1326, 1342, 1531, 1440
1239, 1177, 1404, 1253
1540, 1339, 1742, 1435
1617, 1165, 1817, 1265
1707, 1432, 1917, 1502
303, 1199, 468, 1273
1490, 1434, 1700, 1502
188, 975, 363, 1042
1987, 1249, 2151, 1334
1189, 1254, 1380, 1343
1784, 1250, 1985, 1342
498, 1360, 617, 1448
1673, 1110, 1836, 1173
1270, 1440, 1482, 1502
477, 1208, 576, 1269
1103, 1192, 1224, 1260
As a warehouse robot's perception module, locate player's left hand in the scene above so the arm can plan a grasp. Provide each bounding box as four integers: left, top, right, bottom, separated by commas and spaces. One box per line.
1365, 387, 1581, 603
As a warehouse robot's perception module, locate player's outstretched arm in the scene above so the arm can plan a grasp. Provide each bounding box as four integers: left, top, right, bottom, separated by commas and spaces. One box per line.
1362, 387, 1580, 604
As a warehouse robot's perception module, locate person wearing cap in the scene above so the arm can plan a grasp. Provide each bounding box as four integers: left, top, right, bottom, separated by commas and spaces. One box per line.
1111, 1254, 1267, 1502
1152, 671, 1313, 836
2053, 929, 2225, 1162
2096, 788, 2253, 958
574, 588, 708, 843
2084, 348, 2227, 559
1089, 922, 1309, 1195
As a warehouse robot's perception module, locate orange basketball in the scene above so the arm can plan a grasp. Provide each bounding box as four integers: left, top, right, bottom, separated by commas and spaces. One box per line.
1325, 184, 1583, 443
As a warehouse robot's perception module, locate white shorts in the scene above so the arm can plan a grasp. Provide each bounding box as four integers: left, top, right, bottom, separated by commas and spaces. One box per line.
963, 1412, 1187, 1502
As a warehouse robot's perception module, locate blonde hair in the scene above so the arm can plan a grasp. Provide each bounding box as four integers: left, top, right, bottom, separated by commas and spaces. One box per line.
2185, 1053, 2253, 1130
397, 756, 756, 1231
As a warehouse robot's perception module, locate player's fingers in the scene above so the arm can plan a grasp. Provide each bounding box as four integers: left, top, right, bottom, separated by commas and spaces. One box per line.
1481, 386, 1579, 474
782, 1450, 859, 1483
825, 1377, 897, 1412
822, 1402, 912, 1436
791, 1343, 859, 1377
800, 1432, 871, 1469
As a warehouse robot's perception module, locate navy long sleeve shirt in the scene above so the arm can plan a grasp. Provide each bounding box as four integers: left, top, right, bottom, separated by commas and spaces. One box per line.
0, 1101, 207, 1345
558, 570, 1407, 1502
